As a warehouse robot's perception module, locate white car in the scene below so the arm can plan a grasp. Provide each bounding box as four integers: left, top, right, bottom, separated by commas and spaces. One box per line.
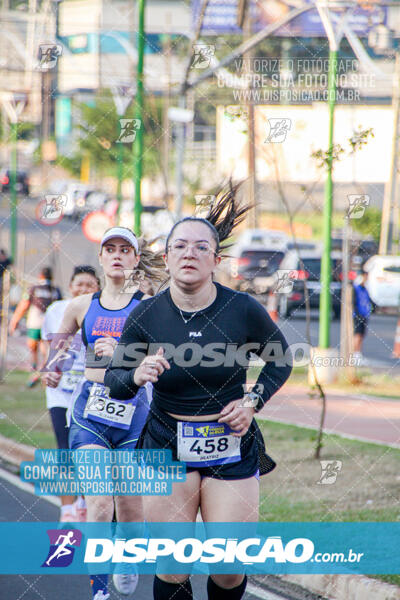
363, 255, 400, 308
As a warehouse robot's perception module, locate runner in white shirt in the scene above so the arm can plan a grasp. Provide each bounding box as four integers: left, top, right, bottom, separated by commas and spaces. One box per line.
41, 265, 100, 521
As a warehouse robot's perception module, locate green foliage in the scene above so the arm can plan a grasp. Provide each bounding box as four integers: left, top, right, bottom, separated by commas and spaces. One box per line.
312, 144, 345, 169
350, 206, 381, 242
74, 90, 162, 179
311, 128, 374, 170
349, 127, 374, 154
56, 153, 82, 178
17, 121, 36, 140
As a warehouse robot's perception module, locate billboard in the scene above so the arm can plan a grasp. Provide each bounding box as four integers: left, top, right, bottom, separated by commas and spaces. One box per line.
192, 0, 387, 36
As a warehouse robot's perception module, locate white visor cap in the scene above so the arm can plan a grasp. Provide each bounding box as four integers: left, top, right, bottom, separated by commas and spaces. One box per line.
100, 227, 139, 253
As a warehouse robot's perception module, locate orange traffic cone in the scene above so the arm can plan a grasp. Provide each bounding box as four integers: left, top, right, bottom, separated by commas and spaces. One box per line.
393, 319, 400, 358
267, 291, 279, 323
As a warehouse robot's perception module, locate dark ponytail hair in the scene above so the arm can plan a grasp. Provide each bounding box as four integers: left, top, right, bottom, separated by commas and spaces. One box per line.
136, 237, 167, 283
165, 181, 251, 255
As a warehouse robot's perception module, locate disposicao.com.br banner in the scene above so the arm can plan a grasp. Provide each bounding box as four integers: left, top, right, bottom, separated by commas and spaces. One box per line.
0, 522, 398, 575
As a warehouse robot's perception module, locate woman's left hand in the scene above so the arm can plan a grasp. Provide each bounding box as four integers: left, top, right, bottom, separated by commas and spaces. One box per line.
94, 335, 117, 358
218, 399, 255, 437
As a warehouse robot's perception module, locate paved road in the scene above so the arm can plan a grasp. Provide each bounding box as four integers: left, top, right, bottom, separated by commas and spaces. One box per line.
277, 311, 400, 374
2, 197, 400, 370
260, 386, 400, 448
0, 195, 99, 290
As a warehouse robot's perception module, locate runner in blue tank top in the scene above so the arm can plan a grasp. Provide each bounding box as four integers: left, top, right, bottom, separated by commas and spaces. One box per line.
43, 226, 166, 600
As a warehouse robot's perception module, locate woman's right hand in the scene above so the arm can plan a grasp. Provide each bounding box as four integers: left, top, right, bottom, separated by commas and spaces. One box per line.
133, 347, 170, 386
42, 370, 62, 388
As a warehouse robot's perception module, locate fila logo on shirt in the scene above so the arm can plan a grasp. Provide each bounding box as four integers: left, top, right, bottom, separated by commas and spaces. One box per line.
189, 331, 202, 338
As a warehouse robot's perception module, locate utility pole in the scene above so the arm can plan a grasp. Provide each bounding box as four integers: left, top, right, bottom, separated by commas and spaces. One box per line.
9, 120, 18, 263
379, 52, 400, 255
162, 14, 172, 204
133, 0, 145, 236
0, 93, 26, 264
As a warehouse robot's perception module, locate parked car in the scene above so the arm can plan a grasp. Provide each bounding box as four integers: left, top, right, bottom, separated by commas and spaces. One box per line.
363, 254, 400, 309
276, 250, 343, 319
286, 240, 320, 252
0, 169, 30, 195
229, 230, 288, 292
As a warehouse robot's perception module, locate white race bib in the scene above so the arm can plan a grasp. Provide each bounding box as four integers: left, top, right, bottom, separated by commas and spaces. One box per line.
177, 421, 241, 467
84, 383, 135, 430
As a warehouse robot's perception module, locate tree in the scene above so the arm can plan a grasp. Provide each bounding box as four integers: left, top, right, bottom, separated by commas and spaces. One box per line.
74, 90, 163, 180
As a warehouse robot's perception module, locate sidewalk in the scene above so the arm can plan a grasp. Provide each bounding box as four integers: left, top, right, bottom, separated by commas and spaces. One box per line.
259, 385, 400, 448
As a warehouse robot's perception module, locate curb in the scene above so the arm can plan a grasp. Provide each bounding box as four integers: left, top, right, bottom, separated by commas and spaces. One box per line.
0, 433, 35, 469
280, 575, 400, 600
0, 438, 398, 600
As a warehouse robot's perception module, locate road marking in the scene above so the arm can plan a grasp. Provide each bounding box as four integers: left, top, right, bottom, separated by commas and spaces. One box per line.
247, 582, 287, 599
0, 466, 60, 507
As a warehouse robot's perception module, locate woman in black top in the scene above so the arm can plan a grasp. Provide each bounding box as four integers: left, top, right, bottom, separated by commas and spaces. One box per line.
105, 186, 292, 600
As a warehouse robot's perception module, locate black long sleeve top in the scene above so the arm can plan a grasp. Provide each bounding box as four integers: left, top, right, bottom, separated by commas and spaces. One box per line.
104, 283, 292, 416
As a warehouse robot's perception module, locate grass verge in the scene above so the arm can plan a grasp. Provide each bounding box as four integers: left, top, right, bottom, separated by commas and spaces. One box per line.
0, 371, 55, 448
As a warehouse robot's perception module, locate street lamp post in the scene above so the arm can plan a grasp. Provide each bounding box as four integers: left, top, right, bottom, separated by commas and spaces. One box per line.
315, 1, 352, 351
319, 47, 338, 348
112, 86, 134, 222
133, 0, 146, 237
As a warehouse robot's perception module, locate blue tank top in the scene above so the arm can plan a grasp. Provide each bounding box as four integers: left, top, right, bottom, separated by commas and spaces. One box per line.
82, 290, 144, 368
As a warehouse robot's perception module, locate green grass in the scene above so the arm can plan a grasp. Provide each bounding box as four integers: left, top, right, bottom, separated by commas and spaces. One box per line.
0, 370, 56, 448
257, 420, 400, 523
249, 366, 400, 401
372, 575, 400, 586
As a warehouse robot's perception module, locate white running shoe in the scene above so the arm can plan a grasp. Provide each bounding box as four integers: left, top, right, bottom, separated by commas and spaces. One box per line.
113, 572, 139, 595
93, 591, 110, 600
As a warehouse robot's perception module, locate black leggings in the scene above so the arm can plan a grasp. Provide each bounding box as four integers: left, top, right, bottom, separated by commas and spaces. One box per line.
49, 407, 69, 449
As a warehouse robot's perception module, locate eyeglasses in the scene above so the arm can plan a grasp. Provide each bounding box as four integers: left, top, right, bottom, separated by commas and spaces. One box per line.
168, 241, 216, 257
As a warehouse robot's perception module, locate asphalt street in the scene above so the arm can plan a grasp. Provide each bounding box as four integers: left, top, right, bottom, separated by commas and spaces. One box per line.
278, 311, 400, 373
3, 194, 400, 372
0, 195, 100, 290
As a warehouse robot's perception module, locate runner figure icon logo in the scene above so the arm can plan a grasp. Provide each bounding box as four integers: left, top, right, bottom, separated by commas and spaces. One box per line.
42, 529, 82, 567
